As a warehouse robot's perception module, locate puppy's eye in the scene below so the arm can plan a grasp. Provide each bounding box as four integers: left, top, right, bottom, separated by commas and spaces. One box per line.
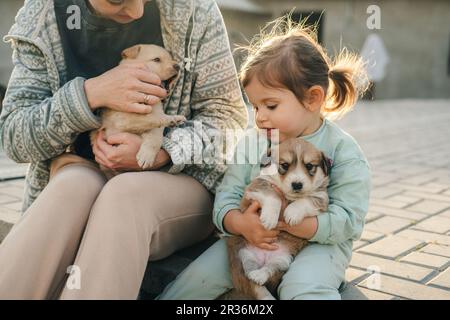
280, 163, 289, 171
153, 57, 161, 62
278, 163, 289, 175
305, 163, 314, 171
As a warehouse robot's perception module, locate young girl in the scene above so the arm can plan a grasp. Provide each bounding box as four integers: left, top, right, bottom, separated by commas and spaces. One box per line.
158, 18, 371, 300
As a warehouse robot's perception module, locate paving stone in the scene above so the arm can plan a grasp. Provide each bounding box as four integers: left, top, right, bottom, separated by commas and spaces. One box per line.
397, 175, 436, 186
371, 175, 399, 187
354, 286, 397, 300
365, 211, 384, 223
345, 267, 369, 284
364, 216, 414, 235
428, 268, 450, 289
413, 216, 450, 234
407, 200, 450, 215
350, 252, 433, 282
0, 193, 20, 204
352, 240, 369, 250
390, 183, 450, 195
0, 186, 25, 199
403, 191, 450, 204
420, 244, 450, 258
0, 208, 21, 224
421, 183, 450, 194
387, 194, 421, 206
400, 252, 449, 270
358, 274, 450, 300
341, 285, 396, 300
357, 235, 424, 259
369, 205, 426, 221
396, 229, 450, 246
438, 209, 450, 218
370, 187, 403, 199
2, 201, 21, 212
370, 197, 409, 209
360, 229, 384, 242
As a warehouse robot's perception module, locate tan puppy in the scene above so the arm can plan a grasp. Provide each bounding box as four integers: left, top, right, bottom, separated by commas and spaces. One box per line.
50, 44, 185, 179
223, 137, 331, 300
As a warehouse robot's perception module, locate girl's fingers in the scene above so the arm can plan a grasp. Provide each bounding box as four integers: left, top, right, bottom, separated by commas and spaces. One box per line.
257, 243, 279, 251
262, 229, 279, 238
263, 237, 278, 244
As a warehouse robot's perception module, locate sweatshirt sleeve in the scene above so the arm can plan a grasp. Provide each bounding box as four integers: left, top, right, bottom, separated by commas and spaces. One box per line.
310, 158, 371, 245
212, 135, 254, 235
0, 40, 101, 163
161, 2, 248, 174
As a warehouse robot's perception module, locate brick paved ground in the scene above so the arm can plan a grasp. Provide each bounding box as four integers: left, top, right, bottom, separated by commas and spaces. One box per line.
0, 99, 449, 299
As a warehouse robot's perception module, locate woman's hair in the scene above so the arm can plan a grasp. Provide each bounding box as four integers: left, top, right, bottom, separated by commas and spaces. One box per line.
239, 16, 369, 120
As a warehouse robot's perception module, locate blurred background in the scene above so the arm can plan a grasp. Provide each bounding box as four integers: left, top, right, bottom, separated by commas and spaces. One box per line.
0, 0, 449, 100
0, 1, 450, 300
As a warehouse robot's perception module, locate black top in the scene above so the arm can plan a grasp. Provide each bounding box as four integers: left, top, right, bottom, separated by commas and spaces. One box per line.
54, 0, 164, 159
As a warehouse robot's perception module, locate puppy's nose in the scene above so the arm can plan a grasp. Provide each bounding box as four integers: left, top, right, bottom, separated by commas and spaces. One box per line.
291, 182, 303, 191
173, 63, 180, 71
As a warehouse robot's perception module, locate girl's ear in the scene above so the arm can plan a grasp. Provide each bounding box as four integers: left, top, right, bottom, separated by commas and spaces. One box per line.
304, 85, 325, 112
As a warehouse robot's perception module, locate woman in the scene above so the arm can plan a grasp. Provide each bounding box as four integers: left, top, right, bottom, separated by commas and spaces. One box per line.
0, 0, 247, 299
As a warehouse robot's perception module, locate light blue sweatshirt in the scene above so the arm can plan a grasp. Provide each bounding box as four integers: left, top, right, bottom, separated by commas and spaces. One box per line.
213, 118, 371, 246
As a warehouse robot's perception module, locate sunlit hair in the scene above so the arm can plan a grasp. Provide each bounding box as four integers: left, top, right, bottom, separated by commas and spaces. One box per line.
239, 15, 369, 120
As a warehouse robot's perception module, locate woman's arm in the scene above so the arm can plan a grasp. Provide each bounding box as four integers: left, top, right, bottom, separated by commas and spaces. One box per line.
161, 2, 248, 173
0, 40, 101, 163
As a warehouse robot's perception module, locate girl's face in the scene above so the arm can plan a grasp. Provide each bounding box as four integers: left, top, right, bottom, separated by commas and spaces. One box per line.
87, 0, 150, 23
245, 77, 320, 143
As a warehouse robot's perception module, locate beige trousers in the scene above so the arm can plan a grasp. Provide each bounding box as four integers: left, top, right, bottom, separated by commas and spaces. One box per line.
0, 164, 214, 299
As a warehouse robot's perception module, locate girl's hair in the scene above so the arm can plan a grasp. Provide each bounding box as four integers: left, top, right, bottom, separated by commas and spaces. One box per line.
239, 16, 369, 120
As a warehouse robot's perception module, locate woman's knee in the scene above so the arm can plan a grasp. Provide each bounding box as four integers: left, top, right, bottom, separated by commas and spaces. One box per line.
46, 164, 106, 204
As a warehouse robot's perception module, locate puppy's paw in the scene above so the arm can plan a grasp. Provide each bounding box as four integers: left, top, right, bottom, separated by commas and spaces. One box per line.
283, 204, 306, 226
136, 148, 157, 169
247, 269, 270, 286
260, 204, 281, 230
169, 115, 186, 127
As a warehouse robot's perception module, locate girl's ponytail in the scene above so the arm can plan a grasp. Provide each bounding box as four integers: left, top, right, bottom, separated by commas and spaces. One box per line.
324, 49, 369, 119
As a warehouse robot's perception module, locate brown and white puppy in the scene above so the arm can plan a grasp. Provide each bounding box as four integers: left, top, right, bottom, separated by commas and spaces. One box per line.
50, 44, 185, 179
223, 137, 331, 300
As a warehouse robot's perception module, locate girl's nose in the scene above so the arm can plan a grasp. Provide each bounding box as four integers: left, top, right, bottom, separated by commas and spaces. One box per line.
255, 109, 268, 123
125, 0, 145, 19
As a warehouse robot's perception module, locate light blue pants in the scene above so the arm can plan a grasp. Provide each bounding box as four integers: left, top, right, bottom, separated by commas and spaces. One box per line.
157, 238, 353, 300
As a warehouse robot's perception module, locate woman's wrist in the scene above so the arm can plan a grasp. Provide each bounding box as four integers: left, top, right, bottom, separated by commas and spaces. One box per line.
84, 78, 102, 110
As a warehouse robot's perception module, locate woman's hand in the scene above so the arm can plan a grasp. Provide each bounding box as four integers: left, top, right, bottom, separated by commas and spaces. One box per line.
93, 131, 142, 171
93, 131, 172, 171
225, 201, 280, 251
84, 62, 168, 114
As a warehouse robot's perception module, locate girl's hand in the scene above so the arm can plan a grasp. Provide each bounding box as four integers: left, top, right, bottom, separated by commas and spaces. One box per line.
84, 62, 168, 114
235, 201, 280, 251
276, 216, 319, 240
93, 131, 142, 171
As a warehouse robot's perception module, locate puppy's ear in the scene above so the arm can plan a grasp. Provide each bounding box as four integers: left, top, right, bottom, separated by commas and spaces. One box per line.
320, 152, 333, 176
121, 45, 142, 59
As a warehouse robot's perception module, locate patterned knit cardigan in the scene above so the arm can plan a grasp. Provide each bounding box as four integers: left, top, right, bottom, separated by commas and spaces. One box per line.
0, 0, 248, 213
